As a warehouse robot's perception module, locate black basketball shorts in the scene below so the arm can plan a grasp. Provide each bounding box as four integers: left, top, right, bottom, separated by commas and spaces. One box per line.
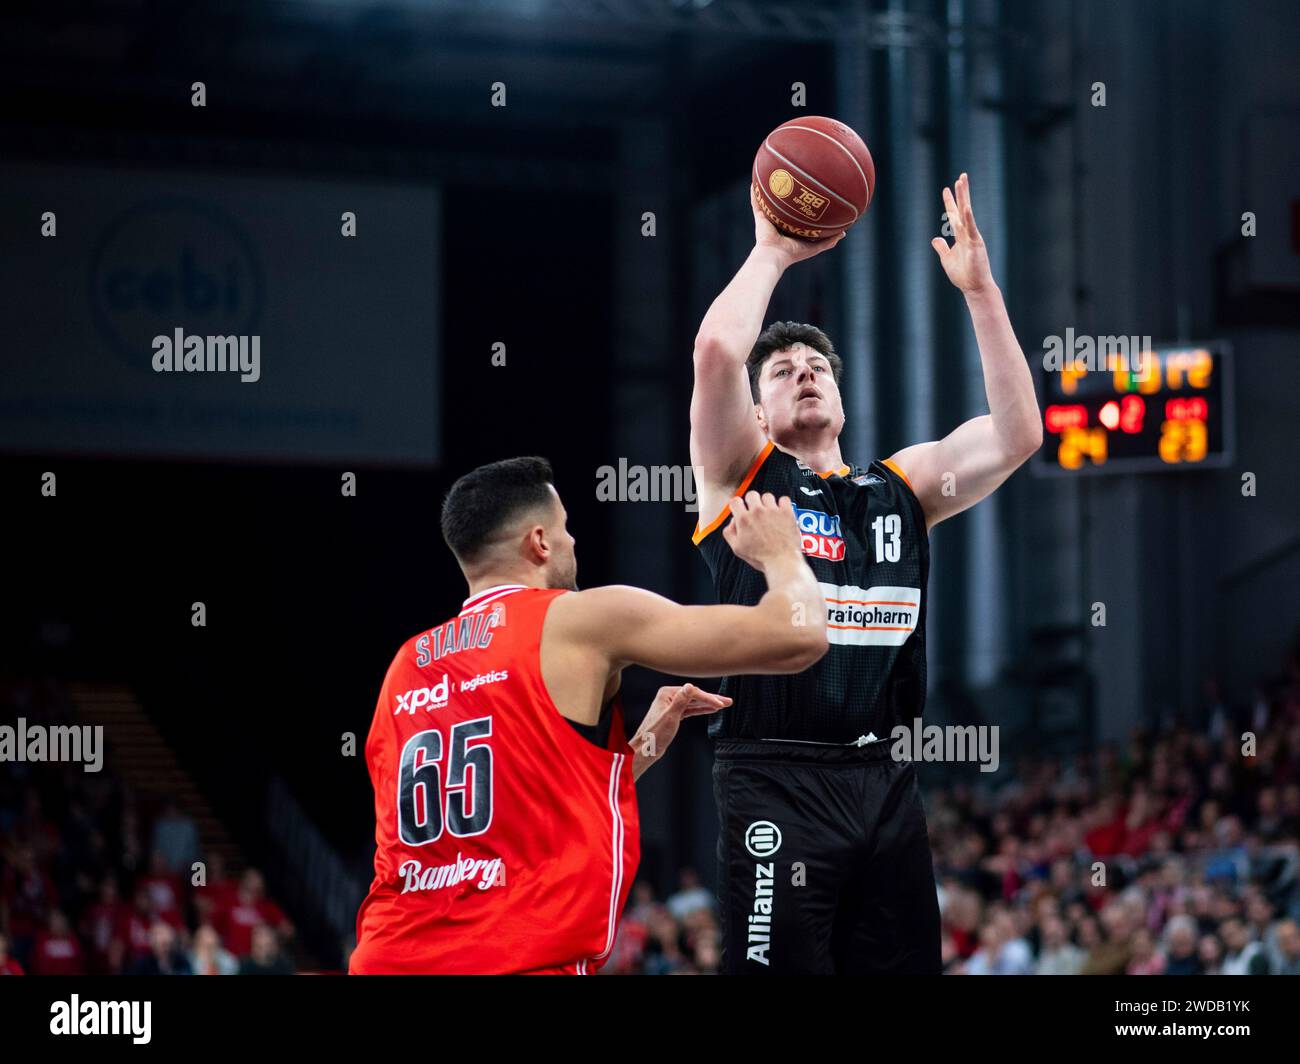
712, 739, 942, 975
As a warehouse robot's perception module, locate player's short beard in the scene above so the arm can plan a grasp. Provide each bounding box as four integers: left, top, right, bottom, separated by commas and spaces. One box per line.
547, 557, 579, 592
791, 404, 833, 434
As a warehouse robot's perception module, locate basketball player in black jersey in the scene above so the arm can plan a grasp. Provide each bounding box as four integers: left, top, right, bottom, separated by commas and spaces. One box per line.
691, 174, 1042, 974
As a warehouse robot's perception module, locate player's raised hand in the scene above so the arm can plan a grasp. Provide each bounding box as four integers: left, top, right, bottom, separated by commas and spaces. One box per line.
752, 183, 845, 266
723, 491, 804, 572
930, 173, 994, 295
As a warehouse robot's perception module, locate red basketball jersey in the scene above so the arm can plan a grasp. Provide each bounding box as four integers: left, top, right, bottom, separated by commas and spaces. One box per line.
350, 584, 639, 975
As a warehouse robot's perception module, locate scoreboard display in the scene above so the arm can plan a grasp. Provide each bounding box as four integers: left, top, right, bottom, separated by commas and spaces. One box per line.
1033, 341, 1233, 475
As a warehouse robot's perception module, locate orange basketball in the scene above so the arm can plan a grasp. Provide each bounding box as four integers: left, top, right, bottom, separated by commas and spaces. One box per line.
752, 116, 875, 241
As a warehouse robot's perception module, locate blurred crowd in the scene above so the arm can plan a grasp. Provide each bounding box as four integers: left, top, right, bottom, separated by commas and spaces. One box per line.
930, 734, 1300, 972
929, 647, 1300, 976
0, 678, 295, 976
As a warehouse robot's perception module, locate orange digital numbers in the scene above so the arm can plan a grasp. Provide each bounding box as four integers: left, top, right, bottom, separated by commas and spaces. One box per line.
1058, 426, 1109, 469
1164, 348, 1213, 390
1061, 360, 1086, 396
1046, 344, 1222, 472
1158, 418, 1208, 463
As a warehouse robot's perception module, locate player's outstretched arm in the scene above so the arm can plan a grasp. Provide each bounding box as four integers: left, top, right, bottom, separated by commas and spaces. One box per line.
690, 188, 844, 501
889, 173, 1042, 529
550, 492, 828, 679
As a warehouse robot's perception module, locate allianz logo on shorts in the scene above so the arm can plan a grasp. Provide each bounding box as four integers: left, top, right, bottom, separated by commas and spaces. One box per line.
820, 583, 920, 647
745, 820, 782, 858
794, 506, 845, 561
745, 821, 781, 966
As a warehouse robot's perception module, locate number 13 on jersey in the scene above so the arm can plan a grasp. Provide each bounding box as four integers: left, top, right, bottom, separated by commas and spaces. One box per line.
872, 513, 902, 563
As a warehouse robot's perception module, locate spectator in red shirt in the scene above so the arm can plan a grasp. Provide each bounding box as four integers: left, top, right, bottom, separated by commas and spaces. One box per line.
605, 880, 655, 973
0, 845, 57, 964
1116, 789, 1163, 857
31, 910, 85, 976
1083, 793, 1127, 857
81, 874, 130, 975
605, 911, 648, 974
941, 882, 983, 959
139, 849, 184, 920
118, 886, 182, 967
0, 932, 25, 976
216, 869, 292, 957
193, 851, 238, 928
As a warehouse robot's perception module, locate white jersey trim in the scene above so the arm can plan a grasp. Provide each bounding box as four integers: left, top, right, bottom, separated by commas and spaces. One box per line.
461, 584, 527, 613
591, 752, 626, 966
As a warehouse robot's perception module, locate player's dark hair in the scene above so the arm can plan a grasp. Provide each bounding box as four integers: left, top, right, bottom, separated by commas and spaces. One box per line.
746, 321, 842, 400
441, 456, 556, 564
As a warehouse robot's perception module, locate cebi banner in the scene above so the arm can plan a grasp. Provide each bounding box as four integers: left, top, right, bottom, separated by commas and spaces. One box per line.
1, 163, 439, 466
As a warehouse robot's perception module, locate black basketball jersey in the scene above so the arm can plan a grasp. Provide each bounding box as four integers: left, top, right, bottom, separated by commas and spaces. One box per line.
695, 441, 929, 746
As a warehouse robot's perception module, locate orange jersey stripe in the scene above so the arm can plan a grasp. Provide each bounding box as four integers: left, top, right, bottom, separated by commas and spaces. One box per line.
882, 457, 912, 489
691, 441, 776, 545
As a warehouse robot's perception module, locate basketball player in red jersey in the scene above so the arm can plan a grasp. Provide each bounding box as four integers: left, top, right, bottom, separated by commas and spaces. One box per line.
350, 456, 827, 975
